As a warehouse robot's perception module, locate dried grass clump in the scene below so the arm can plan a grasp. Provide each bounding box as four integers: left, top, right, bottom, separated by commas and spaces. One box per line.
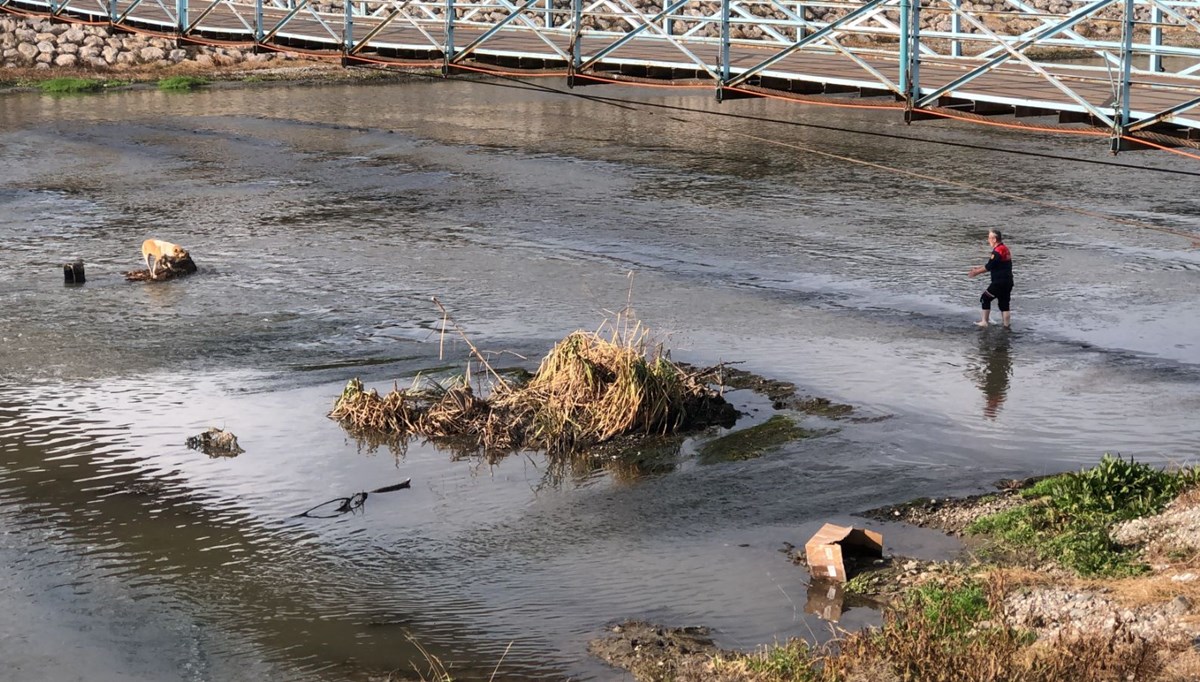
329, 376, 488, 437
328, 318, 734, 458
498, 321, 725, 452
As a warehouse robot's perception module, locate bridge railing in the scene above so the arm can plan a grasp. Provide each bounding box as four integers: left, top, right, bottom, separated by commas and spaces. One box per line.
6, 0, 1200, 142
21, 0, 1200, 76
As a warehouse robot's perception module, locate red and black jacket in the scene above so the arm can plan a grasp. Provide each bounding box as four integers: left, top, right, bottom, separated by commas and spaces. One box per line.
985, 243, 1013, 287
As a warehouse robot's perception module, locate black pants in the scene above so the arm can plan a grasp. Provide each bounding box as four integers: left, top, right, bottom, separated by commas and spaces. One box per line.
981, 283, 1013, 312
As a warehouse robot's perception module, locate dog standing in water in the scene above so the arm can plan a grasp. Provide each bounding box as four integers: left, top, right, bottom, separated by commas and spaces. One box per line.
141, 239, 188, 279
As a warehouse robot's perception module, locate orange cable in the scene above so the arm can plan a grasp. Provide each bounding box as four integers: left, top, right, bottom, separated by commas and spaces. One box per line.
711, 126, 1199, 242
446, 67, 1198, 242
8, 6, 1200, 238
567, 71, 728, 90
1120, 134, 1200, 163
349, 54, 444, 67
449, 62, 567, 77
726, 84, 908, 111
181, 35, 258, 47
914, 107, 1109, 138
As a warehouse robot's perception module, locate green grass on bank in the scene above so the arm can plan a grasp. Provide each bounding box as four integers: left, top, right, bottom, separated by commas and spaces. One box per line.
38, 77, 105, 93
157, 75, 210, 90
966, 454, 1200, 576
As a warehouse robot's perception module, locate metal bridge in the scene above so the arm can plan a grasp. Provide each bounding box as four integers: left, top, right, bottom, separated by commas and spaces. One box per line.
7, 0, 1200, 153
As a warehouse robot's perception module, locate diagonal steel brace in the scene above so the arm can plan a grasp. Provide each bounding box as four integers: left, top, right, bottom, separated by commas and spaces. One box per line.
914, 0, 1117, 107
726, 0, 898, 88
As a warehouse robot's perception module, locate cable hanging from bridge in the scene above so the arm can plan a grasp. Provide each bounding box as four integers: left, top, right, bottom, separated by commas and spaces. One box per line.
6, 2, 1195, 243
436, 62, 1200, 246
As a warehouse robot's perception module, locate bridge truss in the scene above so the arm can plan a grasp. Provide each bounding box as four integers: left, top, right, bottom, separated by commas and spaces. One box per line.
6, 0, 1200, 151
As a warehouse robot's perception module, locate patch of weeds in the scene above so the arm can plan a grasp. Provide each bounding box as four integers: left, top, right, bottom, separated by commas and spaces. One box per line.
740, 641, 819, 680
682, 571, 1161, 682
966, 505, 1040, 545
906, 581, 990, 640
38, 77, 104, 93
1046, 453, 1200, 519
712, 640, 822, 682
697, 414, 818, 463
158, 76, 210, 90
844, 571, 876, 595
1048, 524, 1145, 577
967, 454, 1200, 576
1169, 547, 1192, 562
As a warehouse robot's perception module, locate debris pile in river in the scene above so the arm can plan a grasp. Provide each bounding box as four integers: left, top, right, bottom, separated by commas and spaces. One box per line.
329, 323, 737, 456
124, 253, 198, 282
186, 427, 244, 457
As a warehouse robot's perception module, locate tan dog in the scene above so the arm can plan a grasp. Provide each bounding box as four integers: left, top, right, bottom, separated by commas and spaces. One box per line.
141, 238, 188, 278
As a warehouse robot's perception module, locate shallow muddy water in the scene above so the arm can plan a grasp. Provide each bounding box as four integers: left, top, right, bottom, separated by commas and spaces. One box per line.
2, 76, 1199, 681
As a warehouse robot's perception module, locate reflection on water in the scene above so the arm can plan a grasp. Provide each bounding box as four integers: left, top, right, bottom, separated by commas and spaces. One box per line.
972, 330, 1015, 420
805, 578, 846, 623
1, 78, 1199, 681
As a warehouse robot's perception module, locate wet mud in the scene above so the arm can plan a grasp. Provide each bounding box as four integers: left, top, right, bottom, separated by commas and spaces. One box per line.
587, 622, 720, 681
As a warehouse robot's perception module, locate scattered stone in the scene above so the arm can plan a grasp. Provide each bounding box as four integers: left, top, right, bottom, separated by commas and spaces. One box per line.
862, 489, 1026, 534
1003, 587, 1198, 645
1112, 499, 1200, 559
1167, 595, 1192, 615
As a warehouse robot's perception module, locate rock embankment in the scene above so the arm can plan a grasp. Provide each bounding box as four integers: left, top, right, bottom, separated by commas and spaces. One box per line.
1, 15, 302, 71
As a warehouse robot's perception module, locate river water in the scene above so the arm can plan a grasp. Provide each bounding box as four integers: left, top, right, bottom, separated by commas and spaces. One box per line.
2, 76, 1199, 681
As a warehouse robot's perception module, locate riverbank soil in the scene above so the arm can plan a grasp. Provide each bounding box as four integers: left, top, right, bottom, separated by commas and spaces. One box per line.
591, 462, 1200, 681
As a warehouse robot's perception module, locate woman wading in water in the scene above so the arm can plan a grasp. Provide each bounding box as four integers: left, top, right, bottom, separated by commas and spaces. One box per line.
968, 230, 1013, 328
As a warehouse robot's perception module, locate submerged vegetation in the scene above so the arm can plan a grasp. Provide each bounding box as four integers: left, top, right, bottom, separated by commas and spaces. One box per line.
697, 414, 817, 463
966, 454, 1200, 576
330, 317, 737, 459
